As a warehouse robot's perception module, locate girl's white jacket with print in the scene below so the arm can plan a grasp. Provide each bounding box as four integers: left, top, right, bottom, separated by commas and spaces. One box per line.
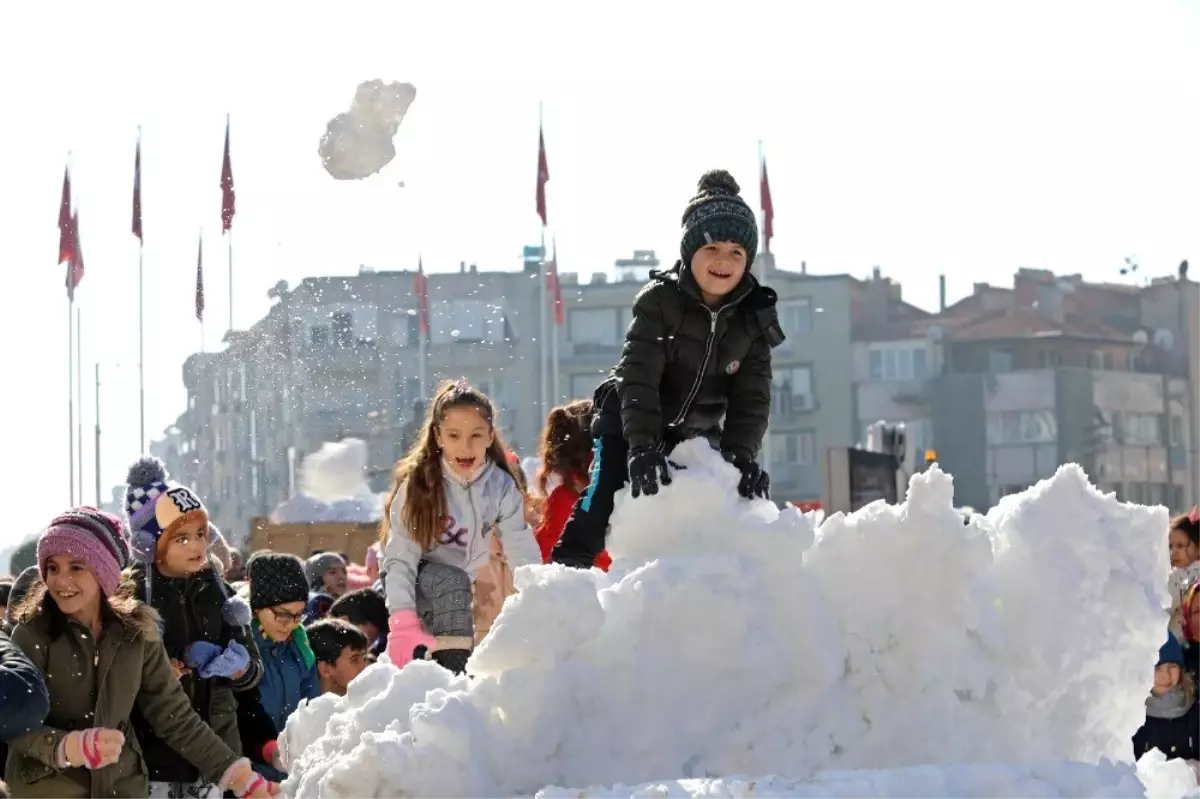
383, 460, 541, 613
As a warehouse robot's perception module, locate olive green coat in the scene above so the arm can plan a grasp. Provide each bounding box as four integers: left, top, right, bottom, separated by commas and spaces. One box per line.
4, 599, 242, 798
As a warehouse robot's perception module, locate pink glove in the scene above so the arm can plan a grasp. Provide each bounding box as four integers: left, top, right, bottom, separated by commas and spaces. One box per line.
57, 728, 124, 769
387, 609, 436, 668
220, 757, 278, 798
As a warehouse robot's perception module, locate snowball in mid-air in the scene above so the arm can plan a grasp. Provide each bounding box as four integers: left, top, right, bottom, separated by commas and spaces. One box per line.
318, 79, 416, 180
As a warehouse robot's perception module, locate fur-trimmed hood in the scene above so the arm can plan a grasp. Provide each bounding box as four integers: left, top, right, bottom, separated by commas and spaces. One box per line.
15, 583, 162, 643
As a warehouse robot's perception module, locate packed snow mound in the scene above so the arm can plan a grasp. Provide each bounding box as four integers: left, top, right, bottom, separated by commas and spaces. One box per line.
280, 440, 1180, 798
318, 79, 416, 180
270, 439, 384, 523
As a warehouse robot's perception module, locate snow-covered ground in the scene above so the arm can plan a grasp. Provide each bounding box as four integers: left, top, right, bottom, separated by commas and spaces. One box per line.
278, 440, 1197, 798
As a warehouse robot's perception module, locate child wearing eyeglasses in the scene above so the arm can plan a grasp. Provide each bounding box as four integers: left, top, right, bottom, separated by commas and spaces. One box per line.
237, 553, 318, 783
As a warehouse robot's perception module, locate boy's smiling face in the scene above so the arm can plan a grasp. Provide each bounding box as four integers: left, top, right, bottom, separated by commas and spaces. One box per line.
690, 240, 748, 304
319, 646, 369, 695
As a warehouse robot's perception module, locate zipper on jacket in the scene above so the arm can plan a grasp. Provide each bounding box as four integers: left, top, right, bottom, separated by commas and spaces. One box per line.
666, 307, 724, 435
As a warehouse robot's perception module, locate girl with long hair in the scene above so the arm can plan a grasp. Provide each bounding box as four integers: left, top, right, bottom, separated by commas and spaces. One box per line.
379, 380, 540, 673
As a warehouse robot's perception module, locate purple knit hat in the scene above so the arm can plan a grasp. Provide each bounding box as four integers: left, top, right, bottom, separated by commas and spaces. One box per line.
38, 507, 131, 597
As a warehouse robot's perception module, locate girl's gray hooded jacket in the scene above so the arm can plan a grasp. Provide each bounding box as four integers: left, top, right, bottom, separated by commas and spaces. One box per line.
383, 460, 541, 613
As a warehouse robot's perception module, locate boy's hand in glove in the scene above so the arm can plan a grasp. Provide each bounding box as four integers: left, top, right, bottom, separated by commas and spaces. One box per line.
184, 641, 223, 671
726, 453, 770, 499
198, 641, 251, 680
57, 728, 125, 769
628, 447, 672, 498
220, 757, 279, 798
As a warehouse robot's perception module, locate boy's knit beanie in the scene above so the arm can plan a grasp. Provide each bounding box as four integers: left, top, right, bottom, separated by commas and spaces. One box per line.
680, 169, 758, 270
305, 552, 346, 591
124, 456, 209, 562
249, 553, 310, 610
1158, 634, 1186, 667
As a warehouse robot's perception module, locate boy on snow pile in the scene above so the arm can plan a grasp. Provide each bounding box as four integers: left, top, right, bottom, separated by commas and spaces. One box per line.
552, 169, 784, 568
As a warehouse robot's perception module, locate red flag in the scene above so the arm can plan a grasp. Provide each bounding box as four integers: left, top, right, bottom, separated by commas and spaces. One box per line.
535, 124, 549, 227
547, 239, 563, 326
760, 156, 774, 254
66, 212, 84, 299
58, 164, 75, 265
132, 133, 143, 240
415, 258, 430, 335
195, 234, 205, 321
220, 115, 236, 232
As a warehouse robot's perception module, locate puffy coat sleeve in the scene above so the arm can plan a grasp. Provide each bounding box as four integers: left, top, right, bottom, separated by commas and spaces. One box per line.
383, 481, 423, 614
5, 624, 63, 764
0, 629, 50, 743
535, 485, 578, 563
615, 283, 669, 451
495, 475, 541, 569
135, 632, 242, 784
720, 332, 773, 461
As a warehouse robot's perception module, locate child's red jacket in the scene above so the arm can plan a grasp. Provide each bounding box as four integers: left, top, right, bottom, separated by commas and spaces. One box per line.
535, 473, 611, 571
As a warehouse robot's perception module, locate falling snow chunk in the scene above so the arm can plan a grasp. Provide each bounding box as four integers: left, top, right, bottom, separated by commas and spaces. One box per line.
318, 80, 417, 180
279, 444, 1192, 798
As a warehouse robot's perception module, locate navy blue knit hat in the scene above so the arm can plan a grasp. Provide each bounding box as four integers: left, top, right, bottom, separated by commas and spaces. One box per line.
680, 170, 758, 269
1158, 635, 1185, 667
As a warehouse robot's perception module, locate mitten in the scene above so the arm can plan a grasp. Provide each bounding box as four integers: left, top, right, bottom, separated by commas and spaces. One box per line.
725, 453, 770, 499
184, 640, 223, 671
627, 446, 672, 498
263, 739, 284, 771
387, 609, 435, 668
57, 728, 125, 769
220, 756, 278, 798
199, 641, 251, 679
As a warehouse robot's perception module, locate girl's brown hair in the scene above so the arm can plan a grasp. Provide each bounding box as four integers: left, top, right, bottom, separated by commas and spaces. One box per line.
1170, 509, 1199, 547
535, 399, 596, 496
380, 380, 519, 551
15, 569, 145, 641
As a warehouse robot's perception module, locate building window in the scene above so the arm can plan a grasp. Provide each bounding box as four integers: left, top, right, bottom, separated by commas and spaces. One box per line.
569, 308, 620, 347
986, 410, 1057, 445
1037, 350, 1061, 368
1170, 415, 1183, 447
770, 431, 816, 469
779, 299, 813, 336
620, 307, 634, 336
867, 344, 929, 381
988, 349, 1013, 373
772, 366, 814, 415
1118, 412, 1162, 446
332, 312, 354, 348
310, 325, 330, 349
570, 372, 605, 400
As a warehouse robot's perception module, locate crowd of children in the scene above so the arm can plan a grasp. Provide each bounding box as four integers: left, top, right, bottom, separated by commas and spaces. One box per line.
0, 170, 776, 796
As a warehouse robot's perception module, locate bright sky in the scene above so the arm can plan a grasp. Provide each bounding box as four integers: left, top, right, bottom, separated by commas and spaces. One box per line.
0, 0, 1196, 551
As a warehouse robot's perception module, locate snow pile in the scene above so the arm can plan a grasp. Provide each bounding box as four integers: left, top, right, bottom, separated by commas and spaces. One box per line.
281, 440, 1183, 798
318, 80, 416, 180
270, 439, 384, 523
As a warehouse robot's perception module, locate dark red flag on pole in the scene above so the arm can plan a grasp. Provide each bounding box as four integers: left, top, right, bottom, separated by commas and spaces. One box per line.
195, 234, 205, 321
536, 125, 549, 227
415, 258, 430, 334
220, 115, 236, 232
760, 156, 774, 254
58, 164, 75, 265
548, 238, 564, 325
66, 212, 84, 299
132, 133, 143, 240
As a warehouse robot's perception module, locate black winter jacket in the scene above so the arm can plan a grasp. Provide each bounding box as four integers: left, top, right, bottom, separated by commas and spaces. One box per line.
593, 261, 784, 459
0, 629, 49, 741
128, 561, 263, 783
1132, 698, 1199, 761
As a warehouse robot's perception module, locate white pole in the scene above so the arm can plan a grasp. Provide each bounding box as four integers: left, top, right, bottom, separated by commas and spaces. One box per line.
758, 140, 774, 479
138, 238, 146, 452
68, 297, 75, 505
77, 307, 83, 502
419, 326, 428, 400
551, 241, 561, 405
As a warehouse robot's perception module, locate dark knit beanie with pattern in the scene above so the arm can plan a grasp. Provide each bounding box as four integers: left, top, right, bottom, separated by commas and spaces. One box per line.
680, 169, 758, 270
248, 552, 310, 610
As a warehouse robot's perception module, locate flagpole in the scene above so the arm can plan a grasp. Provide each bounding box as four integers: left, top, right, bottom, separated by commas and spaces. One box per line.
68, 296, 75, 505
94, 363, 102, 507
77, 307, 84, 503
227, 228, 234, 334
417, 257, 428, 399
758, 139, 773, 476
538, 102, 550, 422
551, 241, 560, 404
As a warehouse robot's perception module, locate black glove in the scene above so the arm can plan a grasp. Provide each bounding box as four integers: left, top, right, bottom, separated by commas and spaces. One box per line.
726, 453, 770, 499
628, 447, 672, 499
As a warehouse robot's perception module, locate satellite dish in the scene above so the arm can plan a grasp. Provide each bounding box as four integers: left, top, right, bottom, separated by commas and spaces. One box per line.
1131, 329, 1148, 345
1153, 328, 1174, 351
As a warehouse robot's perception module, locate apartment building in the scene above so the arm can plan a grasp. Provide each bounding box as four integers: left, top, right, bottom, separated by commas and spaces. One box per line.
853, 266, 1198, 511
